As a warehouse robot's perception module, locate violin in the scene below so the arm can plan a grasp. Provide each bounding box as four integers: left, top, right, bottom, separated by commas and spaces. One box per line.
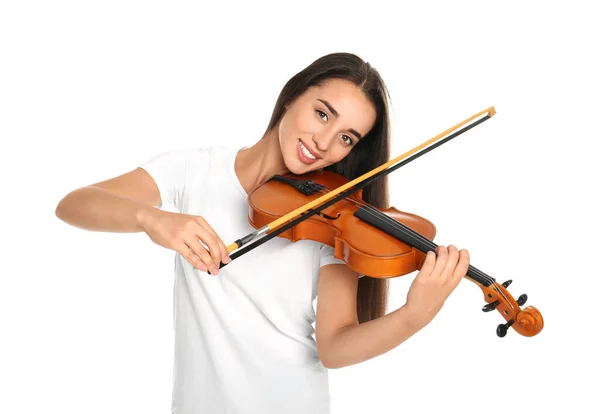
219, 107, 544, 338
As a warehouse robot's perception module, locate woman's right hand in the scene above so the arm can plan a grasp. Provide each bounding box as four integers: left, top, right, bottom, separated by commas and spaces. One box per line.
404, 245, 470, 329
140, 209, 230, 275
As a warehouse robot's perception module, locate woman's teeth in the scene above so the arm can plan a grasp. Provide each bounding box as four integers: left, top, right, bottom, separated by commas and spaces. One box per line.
299, 141, 316, 160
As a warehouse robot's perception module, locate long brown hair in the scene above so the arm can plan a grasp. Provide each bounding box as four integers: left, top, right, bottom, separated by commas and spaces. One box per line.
264, 52, 392, 324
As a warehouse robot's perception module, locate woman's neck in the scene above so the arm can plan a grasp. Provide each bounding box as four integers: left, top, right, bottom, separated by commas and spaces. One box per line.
234, 128, 289, 195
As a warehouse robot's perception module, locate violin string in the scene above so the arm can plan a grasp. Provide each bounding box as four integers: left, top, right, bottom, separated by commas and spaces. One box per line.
310, 187, 515, 311
312, 186, 492, 282
361, 203, 494, 283
364, 205, 491, 279
358, 204, 515, 311
365, 205, 499, 285
313, 187, 503, 284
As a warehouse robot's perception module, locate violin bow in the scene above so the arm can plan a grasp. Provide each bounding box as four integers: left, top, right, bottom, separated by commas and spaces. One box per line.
216, 105, 544, 338
221, 106, 496, 263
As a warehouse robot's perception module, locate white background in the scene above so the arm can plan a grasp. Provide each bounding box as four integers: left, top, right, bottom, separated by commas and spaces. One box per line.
2, 1, 599, 413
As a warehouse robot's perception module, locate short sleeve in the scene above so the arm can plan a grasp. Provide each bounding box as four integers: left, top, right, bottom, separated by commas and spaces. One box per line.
139, 148, 191, 211
318, 244, 364, 278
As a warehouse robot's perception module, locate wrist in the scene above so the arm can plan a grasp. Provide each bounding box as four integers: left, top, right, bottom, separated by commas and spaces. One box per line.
135, 205, 158, 232
397, 303, 427, 333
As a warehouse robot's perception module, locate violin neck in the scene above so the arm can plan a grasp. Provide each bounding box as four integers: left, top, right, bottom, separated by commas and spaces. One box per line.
354, 206, 495, 287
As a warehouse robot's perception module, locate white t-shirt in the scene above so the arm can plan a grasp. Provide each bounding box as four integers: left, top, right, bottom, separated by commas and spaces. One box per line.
139, 145, 347, 414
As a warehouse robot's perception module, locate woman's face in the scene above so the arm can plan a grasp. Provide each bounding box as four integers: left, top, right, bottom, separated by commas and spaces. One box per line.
278, 78, 377, 174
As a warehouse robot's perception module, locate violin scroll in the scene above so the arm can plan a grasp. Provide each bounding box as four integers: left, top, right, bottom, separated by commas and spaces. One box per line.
480, 280, 544, 338
512, 306, 544, 337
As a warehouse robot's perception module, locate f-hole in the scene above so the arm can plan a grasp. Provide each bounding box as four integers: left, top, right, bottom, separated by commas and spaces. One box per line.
306, 209, 340, 220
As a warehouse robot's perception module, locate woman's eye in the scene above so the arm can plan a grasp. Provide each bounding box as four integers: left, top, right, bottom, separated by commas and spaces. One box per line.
315, 109, 353, 145
316, 109, 328, 121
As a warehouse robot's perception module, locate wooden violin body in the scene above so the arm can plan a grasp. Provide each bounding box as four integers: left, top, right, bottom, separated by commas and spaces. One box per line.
246, 170, 544, 338
248, 170, 435, 278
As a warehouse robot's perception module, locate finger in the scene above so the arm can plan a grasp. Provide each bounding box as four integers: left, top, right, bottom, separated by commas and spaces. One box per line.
207, 229, 230, 264
189, 225, 222, 274
449, 249, 470, 287
441, 244, 460, 282
186, 236, 217, 273
195, 232, 222, 273
430, 245, 448, 279
180, 244, 207, 272
418, 250, 437, 278
196, 217, 230, 264
199, 219, 230, 264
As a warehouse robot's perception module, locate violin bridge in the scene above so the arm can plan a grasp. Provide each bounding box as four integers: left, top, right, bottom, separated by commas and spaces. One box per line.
268, 175, 326, 195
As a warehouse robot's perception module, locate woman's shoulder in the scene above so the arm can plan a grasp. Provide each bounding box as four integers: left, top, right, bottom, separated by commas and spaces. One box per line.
185, 144, 239, 158
157, 144, 236, 162
144, 144, 240, 179
183, 144, 242, 176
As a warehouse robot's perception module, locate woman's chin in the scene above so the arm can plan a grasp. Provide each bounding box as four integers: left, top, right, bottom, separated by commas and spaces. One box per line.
284, 163, 309, 175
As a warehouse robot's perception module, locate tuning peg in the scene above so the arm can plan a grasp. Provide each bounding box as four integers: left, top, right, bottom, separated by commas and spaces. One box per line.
516, 294, 528, 306
482, 300, 499, 312
501, 280, 512, 288
496, 320, 515, 337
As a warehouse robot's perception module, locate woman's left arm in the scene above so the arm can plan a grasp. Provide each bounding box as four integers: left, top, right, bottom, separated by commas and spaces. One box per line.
315, 264, 423, 369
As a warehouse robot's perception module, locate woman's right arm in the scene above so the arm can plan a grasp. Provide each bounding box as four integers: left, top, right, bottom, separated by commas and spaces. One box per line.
54, 167, 230, 274
54, 167, 160, 233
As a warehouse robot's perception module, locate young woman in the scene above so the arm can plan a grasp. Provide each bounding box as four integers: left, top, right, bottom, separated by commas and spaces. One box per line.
55, 52, 470, 414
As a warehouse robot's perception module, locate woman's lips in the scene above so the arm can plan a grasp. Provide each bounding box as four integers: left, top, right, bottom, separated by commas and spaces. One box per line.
297, 140, 319, 165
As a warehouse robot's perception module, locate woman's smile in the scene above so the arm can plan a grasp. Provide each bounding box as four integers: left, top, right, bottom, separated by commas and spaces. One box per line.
297, 139, 321, 164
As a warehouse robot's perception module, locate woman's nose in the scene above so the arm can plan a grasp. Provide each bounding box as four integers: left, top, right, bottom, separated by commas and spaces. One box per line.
313, 131, 335, 152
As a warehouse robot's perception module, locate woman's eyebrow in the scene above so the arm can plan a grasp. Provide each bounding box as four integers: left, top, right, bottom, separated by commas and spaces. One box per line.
317, 98, 363, 140
318, 99, 339, 117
